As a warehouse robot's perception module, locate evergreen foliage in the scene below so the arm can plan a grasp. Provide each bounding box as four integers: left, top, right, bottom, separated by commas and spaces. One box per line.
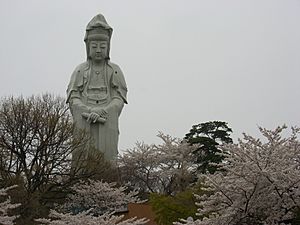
185, 121, 233, 174
149, 183, 208, 225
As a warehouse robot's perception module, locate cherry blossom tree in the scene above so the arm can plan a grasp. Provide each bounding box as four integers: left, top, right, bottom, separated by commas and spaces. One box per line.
118, 132, 198, 195
175, 126, 300, 225
36, 179, 147, 225
58, 179, 140, 215
0, 185, 20, 225
36, 209, 148, 225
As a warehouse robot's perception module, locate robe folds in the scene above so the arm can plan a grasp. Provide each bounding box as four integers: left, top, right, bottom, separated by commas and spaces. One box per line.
67, 60, 127, 160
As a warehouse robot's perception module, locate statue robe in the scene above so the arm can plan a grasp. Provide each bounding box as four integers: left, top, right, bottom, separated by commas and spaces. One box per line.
67, 60, 127, 160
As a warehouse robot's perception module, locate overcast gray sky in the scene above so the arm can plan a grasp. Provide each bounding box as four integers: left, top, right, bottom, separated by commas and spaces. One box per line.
0, 0, 299, 151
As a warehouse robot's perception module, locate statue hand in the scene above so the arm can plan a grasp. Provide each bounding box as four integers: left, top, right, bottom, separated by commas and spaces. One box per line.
87, 112, 100, 123
91, 108, 108, 119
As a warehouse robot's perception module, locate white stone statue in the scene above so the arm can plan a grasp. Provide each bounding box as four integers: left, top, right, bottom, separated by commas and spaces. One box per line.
67, 14, 127, 160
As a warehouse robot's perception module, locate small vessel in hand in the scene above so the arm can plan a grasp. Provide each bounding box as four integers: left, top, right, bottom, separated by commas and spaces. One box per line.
81, 112, 106, 123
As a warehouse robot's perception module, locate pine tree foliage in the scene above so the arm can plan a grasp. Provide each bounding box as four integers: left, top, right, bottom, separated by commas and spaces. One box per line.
0, 185, 20, 225
118, 132, 198, 195
176, 126, 300, 225
185, 121, 233, 174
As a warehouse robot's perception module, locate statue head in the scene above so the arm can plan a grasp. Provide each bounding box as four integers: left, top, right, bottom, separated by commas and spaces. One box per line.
84, 14, 113, 60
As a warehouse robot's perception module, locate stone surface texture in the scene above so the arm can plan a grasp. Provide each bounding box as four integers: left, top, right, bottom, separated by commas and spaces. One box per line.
67, 14, 127, 160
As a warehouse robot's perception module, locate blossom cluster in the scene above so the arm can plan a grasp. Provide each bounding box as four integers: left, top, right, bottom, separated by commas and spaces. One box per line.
0, 185, 20, 225
36, 210, 148, 225
58, 179, 140, 215
176, 126, 300, 225
119, 132, 198, 194
37, 180, 147, 225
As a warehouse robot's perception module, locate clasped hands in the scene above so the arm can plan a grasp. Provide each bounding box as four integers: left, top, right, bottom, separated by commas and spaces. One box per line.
82, 108, 108, 124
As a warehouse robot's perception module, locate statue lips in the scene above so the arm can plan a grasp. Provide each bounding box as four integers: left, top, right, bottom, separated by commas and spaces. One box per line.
95, 53, 103, 59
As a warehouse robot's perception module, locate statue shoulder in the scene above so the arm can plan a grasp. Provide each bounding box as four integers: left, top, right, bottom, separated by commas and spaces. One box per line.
66, 62, 89, 102
107, 61, 128, 103
107, 61, 123, 74
73, 61, 89, 75
107, 61, 126, 84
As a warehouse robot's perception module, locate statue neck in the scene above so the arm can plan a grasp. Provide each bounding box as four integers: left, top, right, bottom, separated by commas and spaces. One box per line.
91, 60, 106, 68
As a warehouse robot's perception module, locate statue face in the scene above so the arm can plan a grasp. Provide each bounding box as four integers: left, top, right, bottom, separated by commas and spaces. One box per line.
89, 40, 108, 62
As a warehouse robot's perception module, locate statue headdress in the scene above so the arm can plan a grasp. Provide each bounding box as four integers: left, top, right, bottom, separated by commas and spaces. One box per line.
84, 14, 113, 60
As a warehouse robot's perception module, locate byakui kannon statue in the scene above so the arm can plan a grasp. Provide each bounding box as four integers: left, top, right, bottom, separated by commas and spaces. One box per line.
67, 14, 127, 161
